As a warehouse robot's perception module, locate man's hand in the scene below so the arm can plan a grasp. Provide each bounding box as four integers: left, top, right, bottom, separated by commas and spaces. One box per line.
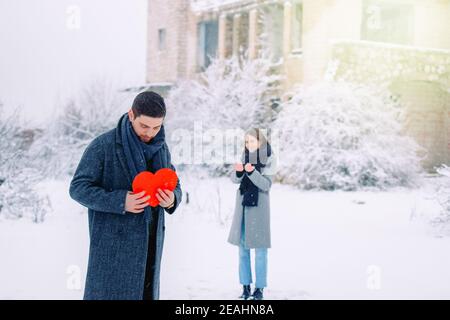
156, 189, 175, 208
125, 191, 150, 214
244, 163, 255, 173
234, 163, 244, 172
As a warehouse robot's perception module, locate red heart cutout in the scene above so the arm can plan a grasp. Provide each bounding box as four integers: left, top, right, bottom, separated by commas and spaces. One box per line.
132, 168, 178, 207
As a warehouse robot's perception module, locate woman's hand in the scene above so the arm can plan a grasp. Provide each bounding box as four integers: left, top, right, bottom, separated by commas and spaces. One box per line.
244, 163, 255, 173
234, 163, 244, 172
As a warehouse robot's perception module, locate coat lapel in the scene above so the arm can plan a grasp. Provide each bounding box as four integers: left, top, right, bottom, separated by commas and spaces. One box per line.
116, 146, 132, 185
116, 129, 132, 184
115, 121, 133, 184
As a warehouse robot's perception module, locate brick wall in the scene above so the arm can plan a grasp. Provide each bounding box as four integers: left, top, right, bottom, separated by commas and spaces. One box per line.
147, 0, 192, 83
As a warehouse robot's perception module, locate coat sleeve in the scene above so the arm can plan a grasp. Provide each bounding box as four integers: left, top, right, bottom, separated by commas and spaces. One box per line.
230, 170, 244, 184
247, 155, 277, 192
231, 153, 246, 184
69, 137, 128, 215
164, 145, 182, 215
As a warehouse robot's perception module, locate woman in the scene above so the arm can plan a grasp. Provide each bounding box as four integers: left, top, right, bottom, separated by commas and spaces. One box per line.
228, 128, 276, 300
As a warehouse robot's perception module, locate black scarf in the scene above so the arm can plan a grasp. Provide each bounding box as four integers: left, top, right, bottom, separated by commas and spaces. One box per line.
239, 143, 272, 207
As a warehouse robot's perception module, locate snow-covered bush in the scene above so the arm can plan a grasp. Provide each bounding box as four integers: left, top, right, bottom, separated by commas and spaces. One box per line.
273, 82, 424, 190
0, 105, 26, 179
0, 167, 51, 223
431, 165, 450, 234
0, 103, 51, 223
165, 51, 283, 176
29, 80, 133, 178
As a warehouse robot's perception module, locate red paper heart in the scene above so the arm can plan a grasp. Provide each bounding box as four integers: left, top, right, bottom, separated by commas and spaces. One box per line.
132, 168, 178, 207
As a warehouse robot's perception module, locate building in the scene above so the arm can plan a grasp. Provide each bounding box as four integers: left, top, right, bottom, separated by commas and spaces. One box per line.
146, 0, 450, 170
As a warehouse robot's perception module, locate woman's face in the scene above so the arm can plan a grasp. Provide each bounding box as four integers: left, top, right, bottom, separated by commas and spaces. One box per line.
245, 134, 260, 152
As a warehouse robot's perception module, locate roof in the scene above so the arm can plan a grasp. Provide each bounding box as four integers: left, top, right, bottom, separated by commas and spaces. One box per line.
190, 0, 258, 13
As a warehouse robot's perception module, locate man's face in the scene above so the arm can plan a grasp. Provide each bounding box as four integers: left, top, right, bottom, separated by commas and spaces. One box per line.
128, 110, 164, 143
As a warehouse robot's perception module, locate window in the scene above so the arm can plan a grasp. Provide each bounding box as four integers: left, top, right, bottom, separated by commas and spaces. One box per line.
262, 4, 284, 62
291, 1, 303, 53
197, 20, 218, 71
361, 0, 414, 45
158, 28, 166, 51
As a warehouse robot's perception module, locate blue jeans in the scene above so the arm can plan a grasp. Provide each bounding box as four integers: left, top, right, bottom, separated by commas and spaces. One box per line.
239, 209, 268, 288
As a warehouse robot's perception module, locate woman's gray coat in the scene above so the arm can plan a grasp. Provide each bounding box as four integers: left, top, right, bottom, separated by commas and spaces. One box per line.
227, 154, 276, 249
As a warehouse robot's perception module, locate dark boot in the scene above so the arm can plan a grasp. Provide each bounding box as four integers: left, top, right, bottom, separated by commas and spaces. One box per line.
239, 285, 251, 300
251, 288, 264, 300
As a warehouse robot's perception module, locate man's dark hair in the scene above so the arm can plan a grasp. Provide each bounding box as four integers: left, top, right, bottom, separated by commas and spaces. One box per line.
131, 91, 166, 118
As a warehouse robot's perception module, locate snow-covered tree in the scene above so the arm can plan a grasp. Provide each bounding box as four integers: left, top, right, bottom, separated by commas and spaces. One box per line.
29, 80, 133, 178
165, 51, 283, 176
167, 51, 282, 131
1, 81, 134, 222
273, 82, 424, 190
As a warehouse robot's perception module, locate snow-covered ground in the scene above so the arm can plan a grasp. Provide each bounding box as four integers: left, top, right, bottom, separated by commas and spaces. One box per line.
1, 175, 449, 300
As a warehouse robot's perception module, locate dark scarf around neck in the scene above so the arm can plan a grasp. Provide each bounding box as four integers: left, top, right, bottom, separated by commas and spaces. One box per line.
239, 143, 272, 207
118, 113, 166, 222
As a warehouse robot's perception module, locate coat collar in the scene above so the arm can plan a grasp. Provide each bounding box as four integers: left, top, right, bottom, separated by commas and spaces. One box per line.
115, 118, 124, 146
116, 147, 132, 185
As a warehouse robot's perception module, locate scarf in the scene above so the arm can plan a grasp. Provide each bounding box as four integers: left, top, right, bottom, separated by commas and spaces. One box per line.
118, 113, 165, 222
239, 143, 272, 207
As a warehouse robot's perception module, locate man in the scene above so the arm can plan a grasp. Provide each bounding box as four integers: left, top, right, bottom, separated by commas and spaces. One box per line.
69, 91, 182, 300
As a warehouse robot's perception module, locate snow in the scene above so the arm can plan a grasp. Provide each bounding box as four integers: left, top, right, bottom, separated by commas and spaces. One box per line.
0, 180, 89, 299
1, 175, 450, 299
191, 0, 254, 13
